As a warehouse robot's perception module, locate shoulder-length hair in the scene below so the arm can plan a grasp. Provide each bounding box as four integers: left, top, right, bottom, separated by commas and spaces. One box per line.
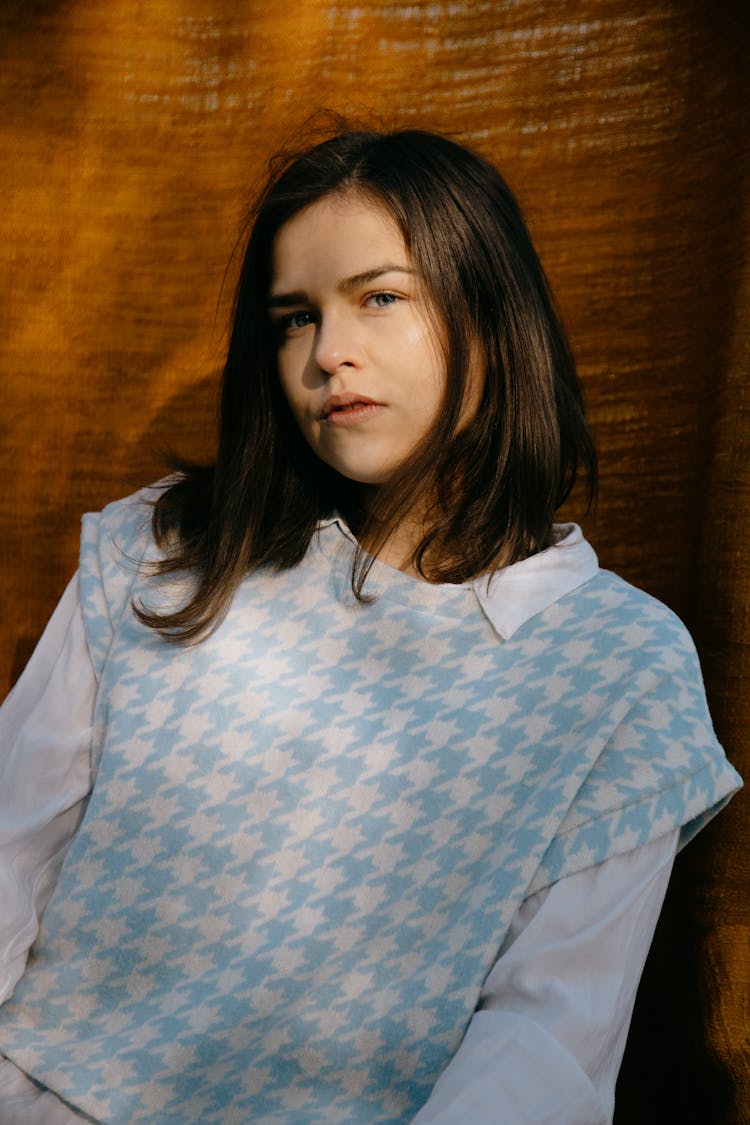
137, 127, 597, 642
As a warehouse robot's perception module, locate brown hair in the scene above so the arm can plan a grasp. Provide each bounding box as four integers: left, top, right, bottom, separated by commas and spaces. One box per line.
136, 128, 597, 641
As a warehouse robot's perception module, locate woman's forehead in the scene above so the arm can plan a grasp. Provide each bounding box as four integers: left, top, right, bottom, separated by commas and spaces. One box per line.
270, 192, 411, 294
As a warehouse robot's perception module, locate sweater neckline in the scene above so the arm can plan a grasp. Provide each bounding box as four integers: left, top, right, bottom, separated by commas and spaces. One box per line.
315, 518, 480, 621
315, 515, 600, 637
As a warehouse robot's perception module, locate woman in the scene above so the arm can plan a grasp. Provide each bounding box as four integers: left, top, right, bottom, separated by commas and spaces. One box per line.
0, 129, 741, 1124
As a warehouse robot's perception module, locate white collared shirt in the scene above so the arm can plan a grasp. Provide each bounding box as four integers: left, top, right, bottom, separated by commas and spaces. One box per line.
0, 524, 677, 1124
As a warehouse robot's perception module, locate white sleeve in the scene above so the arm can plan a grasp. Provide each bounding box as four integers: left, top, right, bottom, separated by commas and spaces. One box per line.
0, 574, 95, 1005
411, 829, 679, 1125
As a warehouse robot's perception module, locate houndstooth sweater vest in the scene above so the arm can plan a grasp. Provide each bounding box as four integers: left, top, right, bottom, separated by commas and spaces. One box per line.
0, 490, 740, 1123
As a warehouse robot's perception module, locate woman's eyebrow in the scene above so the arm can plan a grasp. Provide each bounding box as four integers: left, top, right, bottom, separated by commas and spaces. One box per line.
267, 291, 308, 309
338, 264, 415, 293
268, 264, 415, 307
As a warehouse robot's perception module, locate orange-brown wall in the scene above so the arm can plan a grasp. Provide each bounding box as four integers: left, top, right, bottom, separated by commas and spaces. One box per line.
1, 2, 748, 1120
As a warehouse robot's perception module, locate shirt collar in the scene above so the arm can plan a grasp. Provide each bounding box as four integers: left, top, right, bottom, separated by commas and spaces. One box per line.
470, 524, 599, 639
317, 517, 598, 640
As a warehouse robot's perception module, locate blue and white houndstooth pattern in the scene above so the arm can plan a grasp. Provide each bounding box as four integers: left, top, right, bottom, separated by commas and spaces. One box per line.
0, 490, 740, 1123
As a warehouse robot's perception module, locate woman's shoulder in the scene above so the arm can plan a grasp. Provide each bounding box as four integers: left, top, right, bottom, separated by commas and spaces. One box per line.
527, 569, 742, 890
82, 478, 173, 554
78, 481, 175, 670
553, 565, 700, 662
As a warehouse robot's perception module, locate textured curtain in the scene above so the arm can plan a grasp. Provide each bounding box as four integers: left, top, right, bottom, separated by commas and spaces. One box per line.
1, 2, 747, 1120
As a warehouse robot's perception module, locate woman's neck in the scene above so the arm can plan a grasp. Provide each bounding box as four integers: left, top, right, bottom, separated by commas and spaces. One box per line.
345, 488, 432, 578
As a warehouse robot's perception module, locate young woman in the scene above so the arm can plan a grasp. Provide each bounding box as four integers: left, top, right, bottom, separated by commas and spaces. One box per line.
0, 129, 741, 1125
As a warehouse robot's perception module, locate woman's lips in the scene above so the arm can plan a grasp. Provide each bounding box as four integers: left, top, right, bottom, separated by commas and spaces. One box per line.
322, 394, 385, 427
325, 403, 385, 427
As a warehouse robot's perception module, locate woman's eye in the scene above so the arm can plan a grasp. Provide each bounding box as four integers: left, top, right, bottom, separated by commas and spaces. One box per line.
279, 310, 314, 334
366, 291, 401, 309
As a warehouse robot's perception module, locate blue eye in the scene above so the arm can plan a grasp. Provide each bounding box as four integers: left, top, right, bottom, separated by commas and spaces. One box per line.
367, 292, 400, 308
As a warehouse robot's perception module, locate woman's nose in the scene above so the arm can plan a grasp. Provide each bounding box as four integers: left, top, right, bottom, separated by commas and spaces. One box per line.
313, 312, 362, 375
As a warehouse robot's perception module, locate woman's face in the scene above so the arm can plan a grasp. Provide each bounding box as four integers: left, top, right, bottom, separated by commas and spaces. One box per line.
269, 191, 446, 491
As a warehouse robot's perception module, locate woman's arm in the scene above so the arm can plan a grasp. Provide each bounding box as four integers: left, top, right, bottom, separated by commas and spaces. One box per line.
0, 574, 95, 1004
411, 829, 678, 1125
0, 576, 101, 1121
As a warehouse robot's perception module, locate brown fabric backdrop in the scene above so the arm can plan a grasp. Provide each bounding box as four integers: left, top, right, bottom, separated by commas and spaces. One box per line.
1, 2, 748, 1120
